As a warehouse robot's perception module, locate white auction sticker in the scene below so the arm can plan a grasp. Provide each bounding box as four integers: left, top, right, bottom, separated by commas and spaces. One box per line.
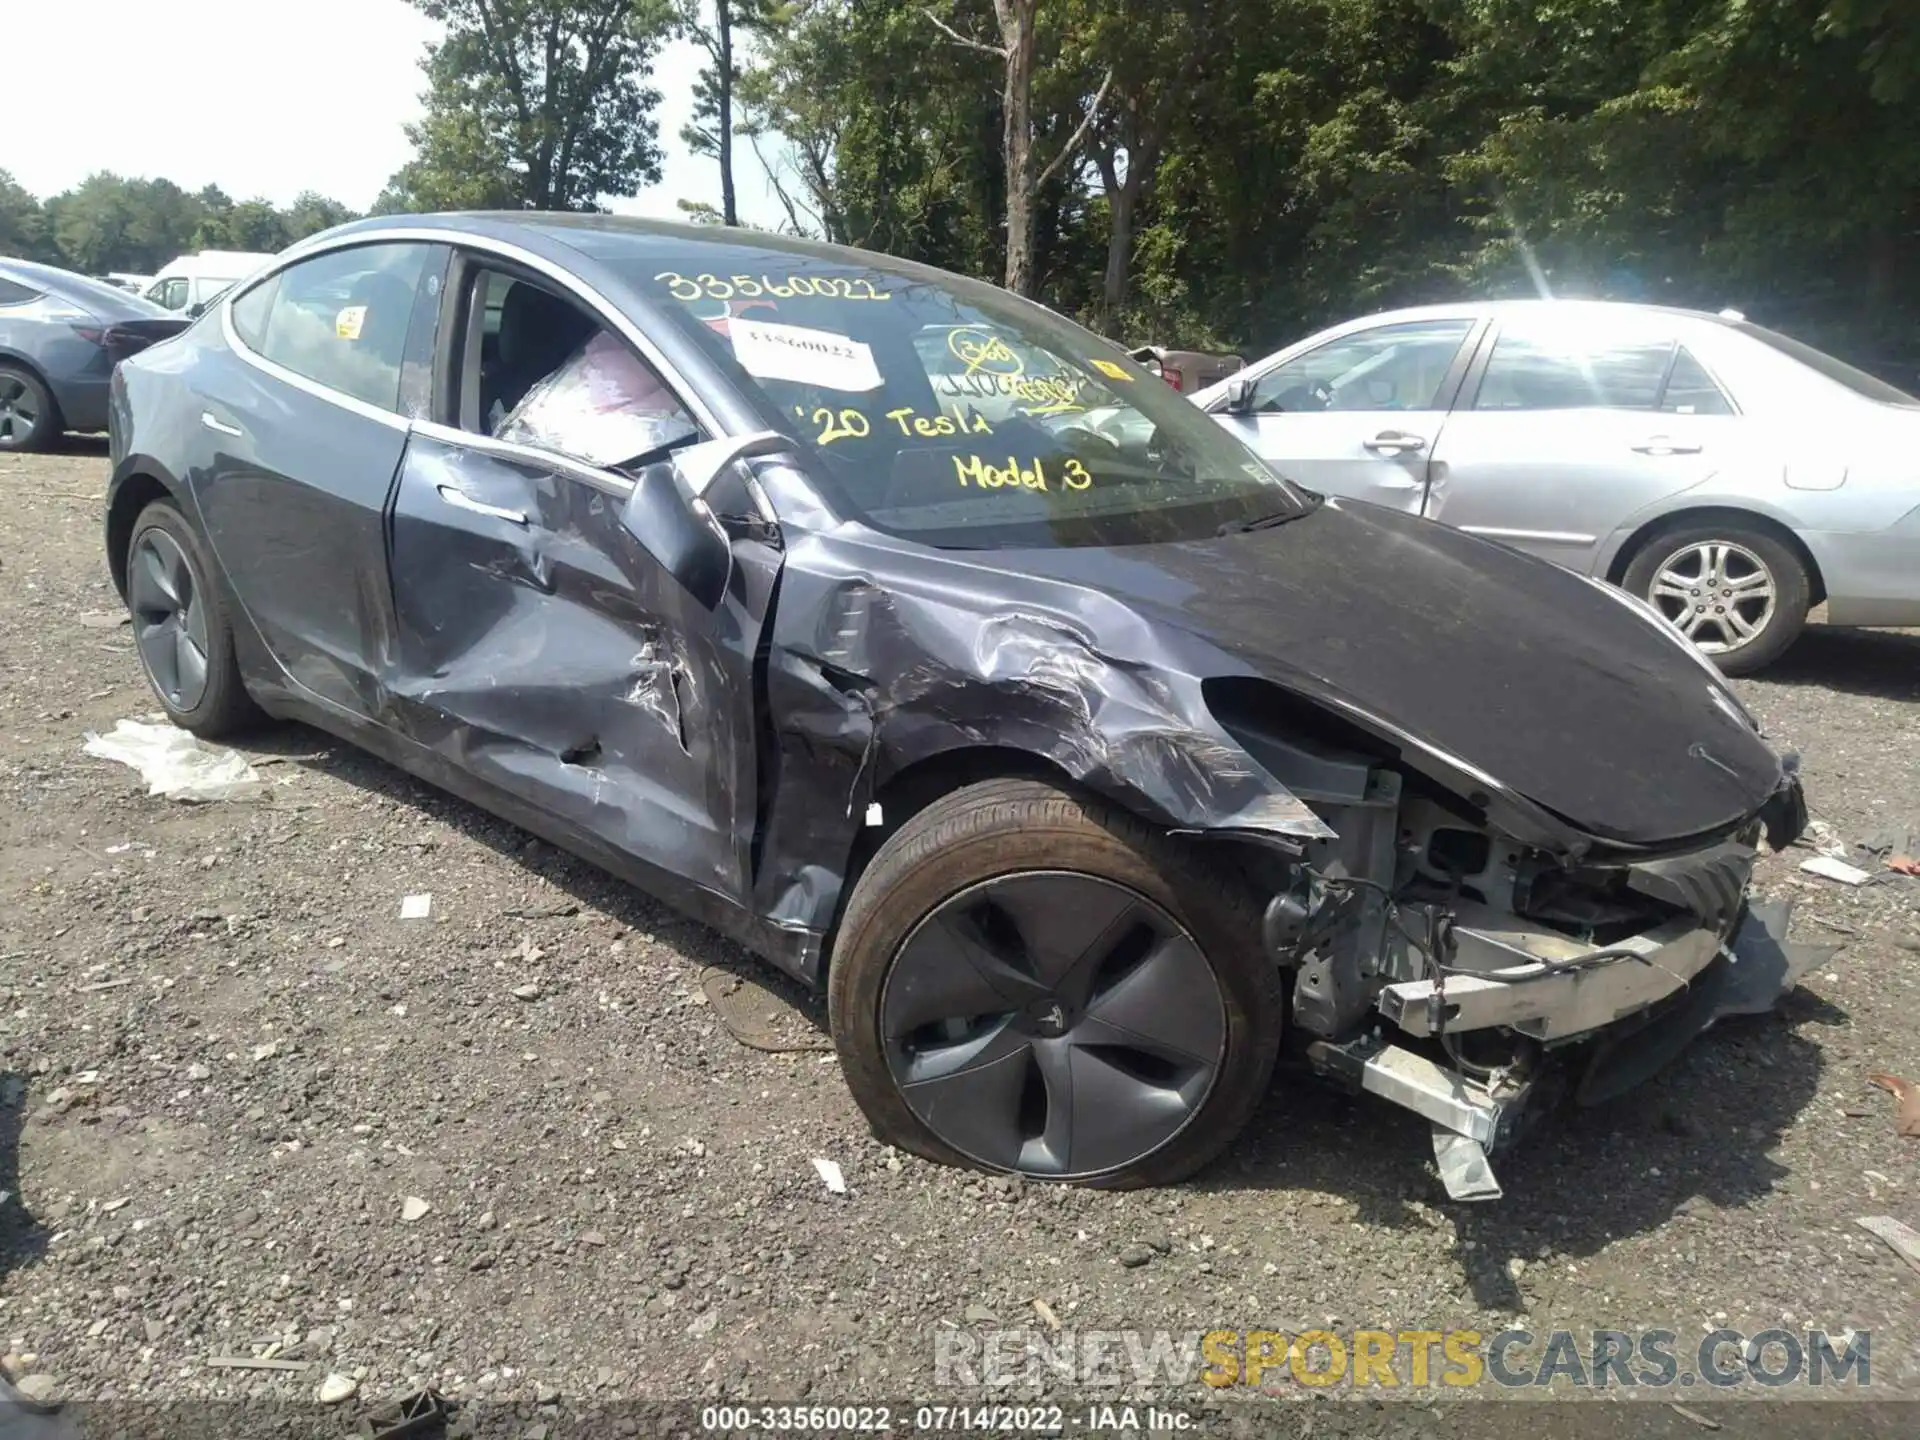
730, 318, 881, 392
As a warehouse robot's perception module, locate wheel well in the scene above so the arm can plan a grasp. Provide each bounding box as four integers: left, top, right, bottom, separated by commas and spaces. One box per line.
106, 473, 173, 599
816, 744, 1279, 975
1607, 506, 1826, 606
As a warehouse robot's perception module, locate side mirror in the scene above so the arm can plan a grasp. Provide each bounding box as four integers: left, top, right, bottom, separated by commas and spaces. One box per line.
187, 302, 206, 319
621, 431, 793, 610
1223, 376, 1256, 415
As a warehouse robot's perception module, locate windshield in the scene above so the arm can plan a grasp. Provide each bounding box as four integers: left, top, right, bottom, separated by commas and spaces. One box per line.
1732, 321, 1919, 406
623, 248, 1310, 548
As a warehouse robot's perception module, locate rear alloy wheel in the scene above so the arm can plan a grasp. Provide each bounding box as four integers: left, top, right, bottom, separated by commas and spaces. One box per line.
830, 778, 1282, 1188
0, 365, 59, 452
126, 500, 258, 736
1623, 522, 1810, 676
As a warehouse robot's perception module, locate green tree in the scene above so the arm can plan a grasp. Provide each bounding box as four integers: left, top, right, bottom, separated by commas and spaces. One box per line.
0, 170, 53, 262
46, 172, 139, 274
680, 1, 786, 225
283, 191, 358, 240
388, 0, 680, 211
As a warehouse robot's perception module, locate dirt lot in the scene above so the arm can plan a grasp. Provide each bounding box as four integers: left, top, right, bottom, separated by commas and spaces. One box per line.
1, 446, 1917, 1433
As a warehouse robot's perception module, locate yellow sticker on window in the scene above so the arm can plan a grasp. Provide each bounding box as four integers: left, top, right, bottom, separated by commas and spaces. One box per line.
335, 305, 367, 341
1090, 358, 1132, 381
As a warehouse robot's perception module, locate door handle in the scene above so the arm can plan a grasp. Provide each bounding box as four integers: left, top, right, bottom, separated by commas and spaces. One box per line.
436, 484, 528, 526
1632, 437, 1703, 456
1363, 430, 1427, 454
200, 411, 243, 438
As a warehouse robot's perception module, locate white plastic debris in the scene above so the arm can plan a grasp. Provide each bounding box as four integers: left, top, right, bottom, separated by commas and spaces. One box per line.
83, 719, 262, 802
1804, 819, 1848, 860
811, 1157, 848, 1194
399, 893, 432, 920
1800, 854, 1871, 886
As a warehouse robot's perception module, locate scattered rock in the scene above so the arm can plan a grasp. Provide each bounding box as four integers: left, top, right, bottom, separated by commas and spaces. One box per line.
13, 1374, 58, 1405
511, 983, 542, 1002
185, 1063, 211, 1082
401, 1196, 431, 1223
315, 1372, 358, 1405
1119, 1245, 1155, 1269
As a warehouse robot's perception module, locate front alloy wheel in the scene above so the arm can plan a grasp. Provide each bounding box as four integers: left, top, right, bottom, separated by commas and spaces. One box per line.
829, 778, 1283, 1189
883, 872, 1225, 1178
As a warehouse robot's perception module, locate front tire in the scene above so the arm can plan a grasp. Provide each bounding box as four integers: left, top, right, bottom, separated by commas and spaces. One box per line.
126, 499, 258, 737
0, 365, 60, 452
1622, 521, 1810, 676
828, 778, 1282, 1188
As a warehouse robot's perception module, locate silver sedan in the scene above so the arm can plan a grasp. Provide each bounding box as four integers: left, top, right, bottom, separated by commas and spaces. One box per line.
1194, 300, 1920, 673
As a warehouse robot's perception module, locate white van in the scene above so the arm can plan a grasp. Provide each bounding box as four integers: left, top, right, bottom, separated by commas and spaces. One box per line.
143, 251, 275, 315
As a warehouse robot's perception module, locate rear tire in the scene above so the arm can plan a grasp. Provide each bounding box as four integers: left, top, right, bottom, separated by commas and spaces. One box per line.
1622, 520, 1810, 676
828, 777, 1282, 1188
0, 364, 60, 452
125, 499, 259, 737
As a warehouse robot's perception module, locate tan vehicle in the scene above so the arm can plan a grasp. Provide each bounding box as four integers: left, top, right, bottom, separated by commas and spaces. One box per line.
1129, 344, 1245, 393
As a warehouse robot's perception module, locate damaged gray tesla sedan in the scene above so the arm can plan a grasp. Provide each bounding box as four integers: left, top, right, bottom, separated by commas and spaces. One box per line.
106, 214, 1813, 1199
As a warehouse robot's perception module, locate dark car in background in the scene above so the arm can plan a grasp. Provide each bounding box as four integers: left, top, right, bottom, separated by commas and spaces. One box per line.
0, 259, 187, 451
104, 214, 1809, 1198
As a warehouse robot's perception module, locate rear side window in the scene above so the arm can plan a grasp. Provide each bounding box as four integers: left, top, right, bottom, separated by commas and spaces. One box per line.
240, 243, 433, 412
1475, 329, 1674, 411
0, 278, 42, 306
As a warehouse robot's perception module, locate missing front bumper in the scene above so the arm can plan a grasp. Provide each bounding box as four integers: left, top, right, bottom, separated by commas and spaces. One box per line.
1306, 900, 1832, 1201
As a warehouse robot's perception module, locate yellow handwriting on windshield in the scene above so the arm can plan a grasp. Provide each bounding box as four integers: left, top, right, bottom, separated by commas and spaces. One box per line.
887, 406, 993, 438
951, 455, 1094, 491
793, 405, 872, 446
948, 328, 1025, 377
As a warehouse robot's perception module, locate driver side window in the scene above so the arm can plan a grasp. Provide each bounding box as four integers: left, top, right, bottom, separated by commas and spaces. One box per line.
1250, 320, 1474, 414
457, 266, 701, 471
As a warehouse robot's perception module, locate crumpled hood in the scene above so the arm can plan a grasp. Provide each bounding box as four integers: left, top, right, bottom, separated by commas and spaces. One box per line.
998, 499, 1785, 846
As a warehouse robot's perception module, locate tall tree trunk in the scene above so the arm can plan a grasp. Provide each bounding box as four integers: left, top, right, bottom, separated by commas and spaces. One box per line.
995, 0, 1038, 295
1102, 184, 1137, 314
717, 1, 738, 226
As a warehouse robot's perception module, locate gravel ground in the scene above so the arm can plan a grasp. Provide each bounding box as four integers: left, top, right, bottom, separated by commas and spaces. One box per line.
1, 446, 1916, 1434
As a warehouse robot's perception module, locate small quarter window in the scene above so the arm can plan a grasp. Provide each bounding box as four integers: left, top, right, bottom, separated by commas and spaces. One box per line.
1660, 347, 1734, 415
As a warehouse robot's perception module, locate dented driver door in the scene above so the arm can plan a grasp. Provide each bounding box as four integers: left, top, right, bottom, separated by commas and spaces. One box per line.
383, 425, 774, 910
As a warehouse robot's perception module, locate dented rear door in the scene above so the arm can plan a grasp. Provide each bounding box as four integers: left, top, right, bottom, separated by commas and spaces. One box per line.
384, 430, 771, 907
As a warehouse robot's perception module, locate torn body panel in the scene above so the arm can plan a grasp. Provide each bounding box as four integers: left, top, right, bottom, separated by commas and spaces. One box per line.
384, 432, 770, 909
750, 530, 1333, 938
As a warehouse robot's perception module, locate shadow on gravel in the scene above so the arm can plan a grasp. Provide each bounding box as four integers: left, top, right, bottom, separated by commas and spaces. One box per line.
0, 1073, 49, 1285
245, 723, 829, 1028
1208, 1004, 1829, 1308
242, 724, 1833, 1291
52, 434, 109, 458
1763, 626, 1920, 702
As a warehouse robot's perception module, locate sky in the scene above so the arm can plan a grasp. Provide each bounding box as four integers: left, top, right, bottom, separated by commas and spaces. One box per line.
10, 0, 785, 225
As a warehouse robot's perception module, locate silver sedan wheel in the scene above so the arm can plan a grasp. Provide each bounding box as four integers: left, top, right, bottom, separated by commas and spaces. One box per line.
1643, 540, 1777, 655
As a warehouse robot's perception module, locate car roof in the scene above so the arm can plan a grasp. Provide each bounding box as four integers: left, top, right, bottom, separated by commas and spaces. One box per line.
1327, 297, 1737, 328
0, 256, 171, 318
294, 211, 1026, 304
